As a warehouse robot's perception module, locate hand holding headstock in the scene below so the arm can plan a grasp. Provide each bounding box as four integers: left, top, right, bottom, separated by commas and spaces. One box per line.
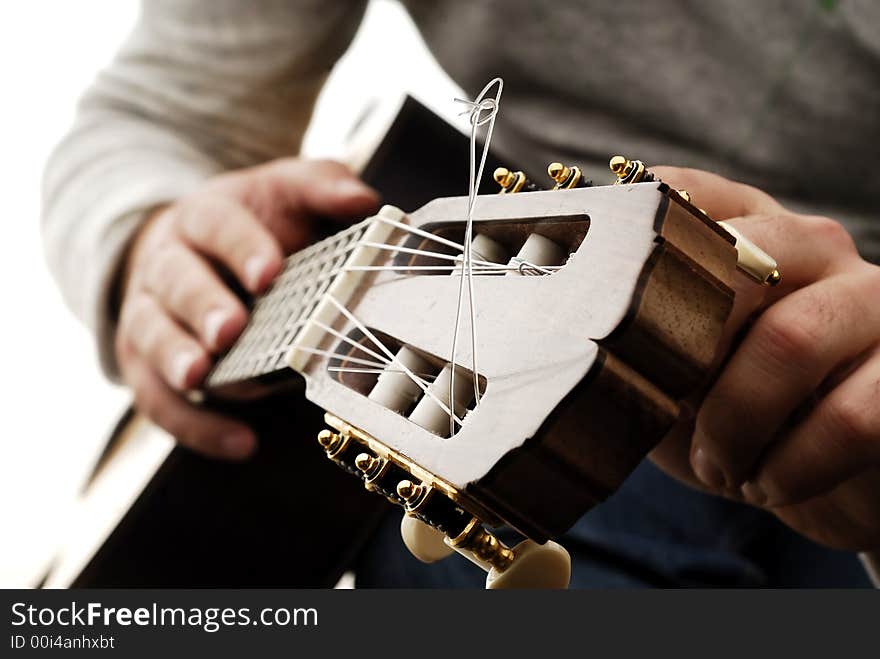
209, 156, 780, 588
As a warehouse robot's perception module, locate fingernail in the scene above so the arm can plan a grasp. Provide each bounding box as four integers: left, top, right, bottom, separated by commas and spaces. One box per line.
333, 178, 375, 198
741, 481, 768, 506
203, 308, 230, 350
171, 351, 200, 389
244, 255, 271, 290
692, 447, 726, 489
221, 431, 256, 459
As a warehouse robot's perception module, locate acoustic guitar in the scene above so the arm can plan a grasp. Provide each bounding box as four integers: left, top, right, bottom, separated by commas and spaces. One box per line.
43, 97, 777, 589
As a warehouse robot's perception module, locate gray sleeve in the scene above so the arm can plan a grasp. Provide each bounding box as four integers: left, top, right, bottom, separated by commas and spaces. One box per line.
41, 0, 367, 378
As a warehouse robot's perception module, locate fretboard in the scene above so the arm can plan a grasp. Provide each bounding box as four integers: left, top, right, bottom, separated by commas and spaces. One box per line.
205, 219, 372, 389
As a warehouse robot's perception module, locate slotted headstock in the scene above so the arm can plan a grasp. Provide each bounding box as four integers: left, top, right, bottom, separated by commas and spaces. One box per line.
286, 167, 746, 542
206, 154, 779, 587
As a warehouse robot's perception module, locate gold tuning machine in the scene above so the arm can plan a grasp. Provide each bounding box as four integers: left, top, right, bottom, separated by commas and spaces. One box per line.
547, 162, 585, 190
609, 155, 654, 185
447, 518, 515, 572
396, 479, 425, 505
316, 429, 347, 458
493, 166, 530, 194
315, 414, 569, 586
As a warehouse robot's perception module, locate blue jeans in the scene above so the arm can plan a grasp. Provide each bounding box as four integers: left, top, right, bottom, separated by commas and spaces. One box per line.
354, 460, 871, 588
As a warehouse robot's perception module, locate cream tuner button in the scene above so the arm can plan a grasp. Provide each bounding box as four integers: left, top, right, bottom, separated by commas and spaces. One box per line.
399, 514, 455, 564
485, 539, 571, 589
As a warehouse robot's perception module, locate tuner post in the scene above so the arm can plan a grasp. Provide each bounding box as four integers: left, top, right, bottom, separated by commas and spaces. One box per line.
609, 155, 628, 178
609, 155, 652, 184
396, 479, 425, 505
317, 429, 346, 457
547, 162, 586, 190
493, 166, 534, 193
355, 452, 382, 478
448, 517, 515, 573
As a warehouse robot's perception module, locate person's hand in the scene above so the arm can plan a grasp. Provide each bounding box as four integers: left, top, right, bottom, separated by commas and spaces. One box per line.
115, 158, 379, 459
647, 166, 880, 552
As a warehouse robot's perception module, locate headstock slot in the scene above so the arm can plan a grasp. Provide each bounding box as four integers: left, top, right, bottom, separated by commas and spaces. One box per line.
325, 327, 395, 396
326, 327, 486, 438
327, 327, 431, 401
392, 214, 590, 275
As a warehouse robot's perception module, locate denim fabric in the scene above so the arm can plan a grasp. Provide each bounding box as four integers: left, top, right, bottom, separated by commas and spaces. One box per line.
354, 460, 871, 588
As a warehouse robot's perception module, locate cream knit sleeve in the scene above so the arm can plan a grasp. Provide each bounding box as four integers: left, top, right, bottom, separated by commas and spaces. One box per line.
41, 0, 367, 377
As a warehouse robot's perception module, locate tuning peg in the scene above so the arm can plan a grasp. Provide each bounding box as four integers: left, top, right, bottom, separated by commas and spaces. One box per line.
443, 517, 571, 589
445, 518, 515, 574
547, 162, 584, 189
399, 514, 455, 563
396, 479, 424, 505
493, 166, 530, 193
354, 452, 380, 476
609, 155, 653, 184
609, 155, 630, 178
316, 429, 345, 456
493, 166, 515, 188
485, 539, 571, 589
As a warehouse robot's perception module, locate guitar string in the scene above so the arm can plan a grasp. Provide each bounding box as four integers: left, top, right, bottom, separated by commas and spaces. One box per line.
216, 103, 585, 394
288, 348, 393, 371
208, 225, 365, 383
327, 366, 438, 380
356, 241, 506, 269
271, 216, 552, 285
212, 230, 556, 384
343, 264, 557, 274
449, 77, 503, 434
373, 214, 466, 251
370, 214, 500, 270
309, 319, 392, 366
228, 230, 551, 377
240, 199, 546, 334
324, 294, 464, 427
323, 293, 461, 423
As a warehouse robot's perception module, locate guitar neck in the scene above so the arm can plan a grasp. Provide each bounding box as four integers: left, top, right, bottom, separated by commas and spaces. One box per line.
205, 219, 372, 390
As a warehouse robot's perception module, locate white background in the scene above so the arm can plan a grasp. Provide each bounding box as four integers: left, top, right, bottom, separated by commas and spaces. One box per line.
0, 0, 463, 587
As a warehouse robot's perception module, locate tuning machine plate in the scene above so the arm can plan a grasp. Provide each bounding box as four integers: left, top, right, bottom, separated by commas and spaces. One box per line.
316, 413, 519, 573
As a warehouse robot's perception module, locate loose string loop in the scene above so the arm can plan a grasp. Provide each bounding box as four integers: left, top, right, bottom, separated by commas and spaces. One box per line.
448, 77, 504, 435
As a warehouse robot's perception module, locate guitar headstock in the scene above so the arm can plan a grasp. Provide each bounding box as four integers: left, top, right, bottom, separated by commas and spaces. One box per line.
281, 157, 777, 587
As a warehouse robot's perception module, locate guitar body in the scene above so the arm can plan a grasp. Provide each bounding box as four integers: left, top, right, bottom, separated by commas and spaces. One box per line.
58, 391, 387, 587
45, 97, 506, 587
